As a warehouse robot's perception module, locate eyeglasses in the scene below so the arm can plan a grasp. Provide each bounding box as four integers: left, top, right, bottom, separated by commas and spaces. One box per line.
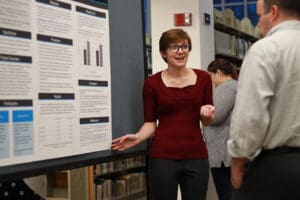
168, 44, 190, 53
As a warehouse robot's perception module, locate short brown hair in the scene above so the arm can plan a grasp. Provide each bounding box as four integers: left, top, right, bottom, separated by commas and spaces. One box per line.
263, 0, 300, 17
159, 28, 192, 52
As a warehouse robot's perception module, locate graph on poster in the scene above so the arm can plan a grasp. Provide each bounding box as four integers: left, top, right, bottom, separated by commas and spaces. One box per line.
81, 41, 104, 67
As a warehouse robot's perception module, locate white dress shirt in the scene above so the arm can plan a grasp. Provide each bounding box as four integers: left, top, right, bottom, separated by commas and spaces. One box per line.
227, 20, 300, 159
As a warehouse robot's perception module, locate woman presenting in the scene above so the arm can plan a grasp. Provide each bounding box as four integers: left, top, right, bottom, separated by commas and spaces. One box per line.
112, 28, 214, 200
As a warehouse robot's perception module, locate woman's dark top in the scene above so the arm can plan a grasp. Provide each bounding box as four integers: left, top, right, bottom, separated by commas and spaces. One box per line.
143, 69, 213, 159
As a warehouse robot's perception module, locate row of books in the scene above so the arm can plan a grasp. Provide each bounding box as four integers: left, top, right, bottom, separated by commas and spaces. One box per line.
95, 172, 146, 200
95, 155, 146, 176
215, 30, 254, 59
214, 8, 259, 37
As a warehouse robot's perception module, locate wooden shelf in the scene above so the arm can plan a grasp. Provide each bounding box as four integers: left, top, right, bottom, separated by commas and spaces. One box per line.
95, 165, 146, 179
46, 171, 69, 200
46, 167, 90, 200
214, 22, 259, 42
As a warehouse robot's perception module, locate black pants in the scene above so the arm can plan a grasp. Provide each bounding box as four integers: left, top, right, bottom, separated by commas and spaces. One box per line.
211, 162, 232, 200
233, 148, 300, 200
148, 158, 209, 200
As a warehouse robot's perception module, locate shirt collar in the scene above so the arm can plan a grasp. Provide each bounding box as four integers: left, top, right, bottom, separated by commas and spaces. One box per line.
266, 20, 300, 37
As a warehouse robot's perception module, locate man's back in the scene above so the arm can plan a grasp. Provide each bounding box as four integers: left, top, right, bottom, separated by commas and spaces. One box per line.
251, 20, 300, 148
228, 20, 300, 157
262, 20, 300, 148
228, 0, 300, 199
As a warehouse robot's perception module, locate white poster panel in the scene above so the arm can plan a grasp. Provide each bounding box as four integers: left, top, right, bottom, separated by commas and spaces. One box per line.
0, 0, 111, 167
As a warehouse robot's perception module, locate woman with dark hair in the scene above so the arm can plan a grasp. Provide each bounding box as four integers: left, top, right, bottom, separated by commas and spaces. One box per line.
204, 58, 238, 200
112, 28, 215, 200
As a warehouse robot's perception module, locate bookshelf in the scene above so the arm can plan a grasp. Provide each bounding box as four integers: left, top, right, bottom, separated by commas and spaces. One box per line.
44, 153, 147, 200
215, 22, 258, 43
46, 167, 90, 200
93, 154, 147, 200
214, 21, 259, 67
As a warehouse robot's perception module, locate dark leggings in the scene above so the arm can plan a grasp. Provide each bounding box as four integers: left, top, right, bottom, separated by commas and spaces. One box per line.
148, 158, 209, 200
211, 162, 232, 200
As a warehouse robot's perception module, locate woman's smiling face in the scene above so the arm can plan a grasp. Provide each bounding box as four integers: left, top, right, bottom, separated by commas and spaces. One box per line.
160, 40, 190, 68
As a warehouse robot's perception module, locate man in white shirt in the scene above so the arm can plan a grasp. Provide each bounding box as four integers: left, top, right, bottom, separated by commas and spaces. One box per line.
227, 0, 300, 199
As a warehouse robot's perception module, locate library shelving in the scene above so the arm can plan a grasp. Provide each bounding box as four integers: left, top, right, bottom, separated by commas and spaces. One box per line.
93, 154, 147, 200
45, 153, 147, 200
46, 167, 90, 200
214, 21, 259, 67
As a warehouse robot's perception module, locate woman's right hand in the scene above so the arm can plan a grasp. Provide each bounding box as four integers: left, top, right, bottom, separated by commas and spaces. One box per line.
111, 134, 140, 151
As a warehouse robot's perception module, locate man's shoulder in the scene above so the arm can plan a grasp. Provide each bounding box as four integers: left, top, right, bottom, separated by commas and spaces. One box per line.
247, 36, 278, 58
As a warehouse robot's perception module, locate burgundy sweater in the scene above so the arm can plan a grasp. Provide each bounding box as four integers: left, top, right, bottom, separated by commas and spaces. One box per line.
143, 69, 213, 159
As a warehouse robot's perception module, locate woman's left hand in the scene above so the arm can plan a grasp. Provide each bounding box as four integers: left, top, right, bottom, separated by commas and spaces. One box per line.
200, 105, 215, 125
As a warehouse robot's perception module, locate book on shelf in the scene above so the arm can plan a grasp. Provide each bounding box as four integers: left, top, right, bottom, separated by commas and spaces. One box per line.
95, 178, 112, 200
215, 30, 231, 55
95, 155, 145, 176
94, 172, 146, 200
215, 30, 255, 59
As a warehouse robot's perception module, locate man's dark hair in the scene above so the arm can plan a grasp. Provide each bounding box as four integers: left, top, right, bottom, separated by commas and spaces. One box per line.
264, 0, 300, 17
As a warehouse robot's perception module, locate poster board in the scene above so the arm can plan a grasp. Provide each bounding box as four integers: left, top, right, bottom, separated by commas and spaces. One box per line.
0, 0, 146, 181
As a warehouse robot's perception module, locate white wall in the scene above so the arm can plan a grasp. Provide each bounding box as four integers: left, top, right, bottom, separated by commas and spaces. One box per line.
150, 0, 215, 73
198, 1, 215, 70
150, 1, 218, 199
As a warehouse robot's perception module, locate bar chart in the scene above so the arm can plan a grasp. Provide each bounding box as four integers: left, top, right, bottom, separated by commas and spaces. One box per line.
82, 41, 103, 67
